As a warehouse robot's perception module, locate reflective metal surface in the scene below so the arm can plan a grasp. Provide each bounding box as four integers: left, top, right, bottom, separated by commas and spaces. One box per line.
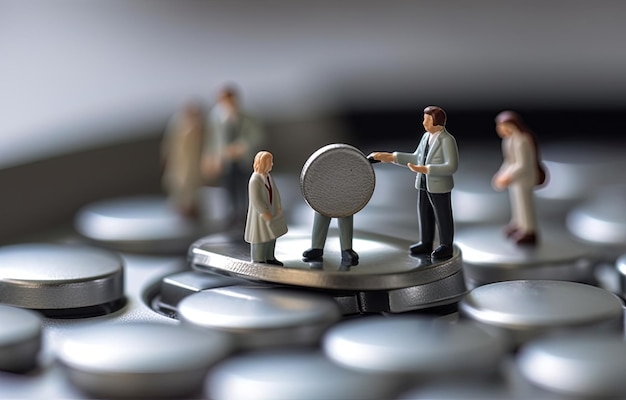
456, 226, 593, 287
0, 244, 124, 310
190, 230, 463, 291
518, 335, 626, 397
207, 350, 401, 400
0, 305, 42, 372
459, 280, 623, 346
323, 316, 505, 376
178, 286, 340, 348
57, 322, 233, 398
566, 184, 626, 247
74, 192, 229, 252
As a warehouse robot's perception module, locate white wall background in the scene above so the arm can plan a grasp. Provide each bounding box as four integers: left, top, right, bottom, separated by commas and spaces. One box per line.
1, 1, 625, 166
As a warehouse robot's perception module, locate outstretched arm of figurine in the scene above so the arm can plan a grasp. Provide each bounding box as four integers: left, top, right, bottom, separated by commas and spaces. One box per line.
407, 163, 428, 173
367, 152, 396, 163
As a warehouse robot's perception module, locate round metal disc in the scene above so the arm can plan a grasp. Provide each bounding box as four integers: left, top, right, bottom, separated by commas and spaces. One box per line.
455, 226, 593, 287
74, 192, 228, 253
58, 322, 233, 398
300, 144, 375, 218
0, 305, 42, 372
323, 316, 505, 376
518, 335, 626, 397
190, 230, 463, 291
566, 184, 626, 247
0, 244, 124, 310
207, 350, 400, 400
178, 286, 340, 348
459, 280, 623, 346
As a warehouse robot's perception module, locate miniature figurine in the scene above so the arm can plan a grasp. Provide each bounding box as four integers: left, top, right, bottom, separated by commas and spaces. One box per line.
203, 85, 264, 223
244, 151, 287, 265
492, 111, 546, 245
300, 144, 376, 267
303, 213, 358, 266
369, 106, 458, 260
161, 100, 205, 218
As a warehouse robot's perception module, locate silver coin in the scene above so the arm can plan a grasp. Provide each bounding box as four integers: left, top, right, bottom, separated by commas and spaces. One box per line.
323, 316, 505, 377
518, 335, 626, 397
0, 305, 42, 372
74, 192, 228, 253
537, 143, 626, 201
190, 229, 463, 292
178, 286, 341, 348
459, 280, 623, 346
566, 184, 626, 247
455, 226, 593, 287
57, 322, 233, 398
0, 244, 124, 310
207, 350, 401, 400
300, 144, 375, 218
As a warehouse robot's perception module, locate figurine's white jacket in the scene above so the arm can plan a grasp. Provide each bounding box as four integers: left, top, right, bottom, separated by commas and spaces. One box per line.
244, 172, 283, 244
496, 132, 538, 232
497, 133, 539, 188
393, 128, 459, 193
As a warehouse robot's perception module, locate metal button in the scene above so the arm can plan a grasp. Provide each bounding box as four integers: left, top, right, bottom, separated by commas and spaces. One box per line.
323, 316, 506, 377
0, 244, 124, 311
178, 286, 341, 348
567, 184, 626, 248
74, 193, 228, 253
207, 350, 401, 400
0, 305, 42, 372
459, 280, 623, 346
538, 143, 626, 201
158, 270, 245, 310
57, 322, 233, 398
456, 226, 593, 288
518, 335, 626, 397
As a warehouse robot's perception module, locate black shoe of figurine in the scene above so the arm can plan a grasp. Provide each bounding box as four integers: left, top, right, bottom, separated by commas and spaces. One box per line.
302, 248, 324, 261
265, 259, 284, 266
409, 242, 433, 255
431, 244, 453, 260
341, 249, 359, 266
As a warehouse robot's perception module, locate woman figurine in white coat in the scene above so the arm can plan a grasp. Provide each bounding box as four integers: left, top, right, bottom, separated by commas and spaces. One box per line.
244, 151, 288, 264
492, 111, 547, 245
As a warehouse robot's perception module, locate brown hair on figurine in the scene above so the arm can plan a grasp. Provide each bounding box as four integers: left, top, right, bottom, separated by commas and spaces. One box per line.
423, 106, 447, 126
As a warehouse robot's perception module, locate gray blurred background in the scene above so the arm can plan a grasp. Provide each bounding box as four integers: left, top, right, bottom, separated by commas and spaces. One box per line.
1, 0, 625, 241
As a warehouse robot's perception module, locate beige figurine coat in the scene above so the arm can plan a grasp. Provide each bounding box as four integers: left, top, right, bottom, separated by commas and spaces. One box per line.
161, 109, 205, 214
497, 132, 539, 235
244, 172, 283, 244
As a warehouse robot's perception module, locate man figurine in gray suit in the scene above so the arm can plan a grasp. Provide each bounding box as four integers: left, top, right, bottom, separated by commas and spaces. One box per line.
369, 106, 459, 260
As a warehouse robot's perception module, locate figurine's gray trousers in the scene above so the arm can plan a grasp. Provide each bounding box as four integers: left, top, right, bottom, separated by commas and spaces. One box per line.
311, 212, 353, 250
251, 239, 277, 263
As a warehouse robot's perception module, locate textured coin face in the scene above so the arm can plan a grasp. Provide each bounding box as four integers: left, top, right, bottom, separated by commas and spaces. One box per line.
300, 144, 375, 218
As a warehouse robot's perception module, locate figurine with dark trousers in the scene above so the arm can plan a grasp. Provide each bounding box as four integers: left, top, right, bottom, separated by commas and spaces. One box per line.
369, 106, 459, 260
492, 111, 546, 245
244, 151, 287, 265
204, 85, 264, 223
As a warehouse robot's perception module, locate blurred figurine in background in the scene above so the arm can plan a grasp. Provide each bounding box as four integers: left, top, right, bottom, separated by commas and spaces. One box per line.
245, 151, 287, 265
204, 85, 264, 223
492, 111, 547, 245
369, 106, 458, 260
161, 100, 205, 219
